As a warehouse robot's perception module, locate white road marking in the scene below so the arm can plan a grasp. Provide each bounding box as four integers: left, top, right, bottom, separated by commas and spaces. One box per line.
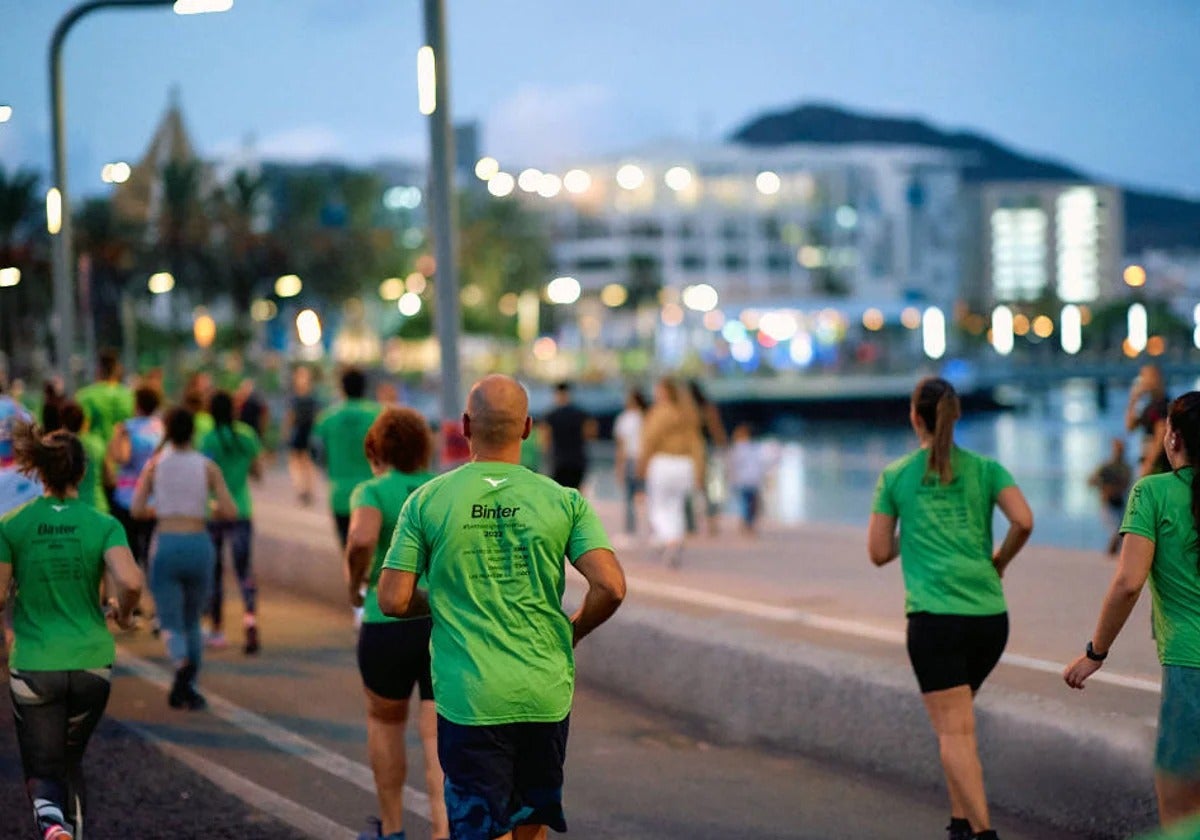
116, 648, 431, 821
624, 577, 1163, 694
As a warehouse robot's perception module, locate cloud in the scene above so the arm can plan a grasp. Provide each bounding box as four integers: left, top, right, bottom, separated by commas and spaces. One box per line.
485, 83, 635, 167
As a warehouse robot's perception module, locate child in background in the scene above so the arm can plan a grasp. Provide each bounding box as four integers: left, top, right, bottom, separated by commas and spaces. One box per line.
728, 423, 767, 536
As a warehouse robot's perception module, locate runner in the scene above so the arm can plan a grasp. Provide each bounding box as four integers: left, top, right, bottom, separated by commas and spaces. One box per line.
200, 390, 263, 654
1065, 391, 1200, 828
182, 372, 214, 445
378, 374, 626, 840
0, 421, 143, 839
108, 387, 164, 576
284, 365, 319, 506
344, 407, 447, 840
0, 379, 41, 517
58, 401, 110, 513
540, 381, 596, 490
314, 368, 380, 549
868, 377, 1034, 840
73, 349, 133, 445
131, 407, 238, 710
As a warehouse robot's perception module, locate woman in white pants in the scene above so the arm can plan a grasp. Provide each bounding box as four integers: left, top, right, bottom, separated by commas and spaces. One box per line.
638, 379, 704, 568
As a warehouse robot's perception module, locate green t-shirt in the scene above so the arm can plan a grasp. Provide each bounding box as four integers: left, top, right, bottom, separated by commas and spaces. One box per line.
75, 381, 134, 443
350, 469, 434, 624
872, 446, 1015, 616
0, 496, 128, 670
192, 411, 214, 447
314, 399, 381, 514
78, 431, 110, 513
1120, 468, 1200, 668
200, 422, 262, 519
383, 461, 612, 725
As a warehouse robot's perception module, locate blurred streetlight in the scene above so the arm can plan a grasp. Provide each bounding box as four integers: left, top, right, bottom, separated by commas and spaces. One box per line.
518, 168, 542, 193
49, 0, 233, 388
0, 105, 12, 123
1061, 304, 1082, 355
487, 172, 515, 197
296, 309, 322, 347
1124, 265, 1147, 287
147, 271, 175, 294
1128, 303, 1148, 354
922, 307, 946, 360
664, 166, 692, 192
615, 164, 645, 190
192, 307, 216, 349
397, 292, 422, 317
563, 169, 591, 194
379, 277, 405, 301
250, 299, 277, 322
536, 173, 562, 198
991, 305, 1014, 355
681, 283, 718, 313
101, 161, 131, 184
546, 276, 581, 305
416, 45, 436, 115
755, 170, 781, 196
45, 188, 62, 234
474, 156, 499, 181
275, 274, 302, 297
600, 284, 627, 308
0, 267, 21, 288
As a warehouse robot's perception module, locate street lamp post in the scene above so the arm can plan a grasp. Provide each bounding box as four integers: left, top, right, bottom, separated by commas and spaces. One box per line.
48, 0, 230, 390
421, 0, 463, 426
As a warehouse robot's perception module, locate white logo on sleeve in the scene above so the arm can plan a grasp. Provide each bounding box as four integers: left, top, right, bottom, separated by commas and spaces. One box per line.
482, 477, 508, 488
51, 505, 67, 513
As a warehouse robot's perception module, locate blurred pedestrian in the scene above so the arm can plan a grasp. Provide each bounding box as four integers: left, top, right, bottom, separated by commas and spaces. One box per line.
613, 387, 648, 538
1066, 392, 1200, 829
728, 423, 767, 536
1, 421, 143, 840
314, 368, 381, 551
344, 407, 446, 840
132, 407, 238, 710
1089, 437, 1133, 556
1128, 364, 1172, 477
541, 381, 597, 490
74, 349, 133, 444
0, 378, 40, 516
375, 380, 400, 406
235, 377, 269, 441
284, 365, 320, 506
868, 377, 1034, 840
182, 371, 214, 444
438, 419, 471, 472
59, 401, 110, 513
200, 390, 264, 654
638, 378, 705, 568
41, 379, 65, 433
686, 380, 728, 536
378, 374, 625, 840
108, 387, 164, 578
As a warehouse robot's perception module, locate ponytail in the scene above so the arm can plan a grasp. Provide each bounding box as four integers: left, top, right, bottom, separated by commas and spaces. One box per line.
11, 421, 86, 496
1167, 392, 1200, 573
913, 377, 961, 484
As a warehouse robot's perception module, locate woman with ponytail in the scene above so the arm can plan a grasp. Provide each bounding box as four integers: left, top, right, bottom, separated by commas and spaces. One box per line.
1066, 391, 1200, 828
0, 422, 143, 839
199, 390, 263, 653
868, 377, 1034, 840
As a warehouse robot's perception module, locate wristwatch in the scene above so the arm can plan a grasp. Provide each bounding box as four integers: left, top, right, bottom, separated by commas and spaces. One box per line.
1085, 641, 1108, 662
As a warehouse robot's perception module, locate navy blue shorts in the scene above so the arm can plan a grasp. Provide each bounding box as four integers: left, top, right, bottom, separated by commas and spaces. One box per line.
356, 619, 433, 702
437, 715, 569, 840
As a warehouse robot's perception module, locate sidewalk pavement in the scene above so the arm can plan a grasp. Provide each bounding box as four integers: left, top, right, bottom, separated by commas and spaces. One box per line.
248, 467, 1161, 837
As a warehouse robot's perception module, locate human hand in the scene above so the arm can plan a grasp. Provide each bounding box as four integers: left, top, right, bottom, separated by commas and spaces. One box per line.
349, 584, 365, 608
1063, 654, 1103, 689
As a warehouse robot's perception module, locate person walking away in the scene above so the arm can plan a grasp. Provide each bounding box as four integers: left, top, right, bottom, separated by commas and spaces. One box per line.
1128, 364, 1172, 477
638, 379, 704, 569
613, 388, 648, 540
107, 388, 164, 578
1065, 392, 1200, 829
182, 372, 214, 445
1, 421, 143, 839
1089, 437, 1133, 556
73, 349, 133, 445
344, 407, 447, 840
868, 377, 1034, 840
0, 379, 41, 517
378, 374, 625, 840
315, 368, 381, 550
200, 391, 263, 654
686, 380, 728, 536
285, 366, 319, 506
58, 401, 110, 513
541, 382, 597, 490
132, 407, 237, 710
235, 378, 269, 442
728, 423, 767, 536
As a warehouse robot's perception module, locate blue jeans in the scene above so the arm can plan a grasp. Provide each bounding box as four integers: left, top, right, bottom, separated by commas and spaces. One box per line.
206, 519, 256, 630
151, 532, 215, 669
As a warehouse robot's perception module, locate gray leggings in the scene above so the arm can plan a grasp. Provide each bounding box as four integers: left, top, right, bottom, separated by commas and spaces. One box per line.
150, 532, 214, 669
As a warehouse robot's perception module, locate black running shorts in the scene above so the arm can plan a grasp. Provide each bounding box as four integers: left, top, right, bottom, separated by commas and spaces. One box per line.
356, 618, 434, 702
905, 612, 1008, 694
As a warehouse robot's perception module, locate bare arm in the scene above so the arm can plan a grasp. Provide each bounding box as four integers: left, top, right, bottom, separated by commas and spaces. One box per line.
1140, 420, 1167, 477
867, 513, 899, 566
344, 506, 381, 608
206, 461, 239, 520
0, 563, 10, 618
992, 485, 1034, 576
131, 461, 156, 520
1064, 533, 1153, 689
103, 545, 144, 629
583, 418, 599, 442
705, 404, 728, 448
570, 548, 626, 646
107, 422, 131, 467
377, 569, 430, 618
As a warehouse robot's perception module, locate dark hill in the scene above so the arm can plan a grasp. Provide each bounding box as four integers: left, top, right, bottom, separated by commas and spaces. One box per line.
731, 103, 1199, 251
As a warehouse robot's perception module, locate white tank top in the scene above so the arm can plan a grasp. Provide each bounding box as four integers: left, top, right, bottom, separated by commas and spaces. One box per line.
153, 446, 210, 519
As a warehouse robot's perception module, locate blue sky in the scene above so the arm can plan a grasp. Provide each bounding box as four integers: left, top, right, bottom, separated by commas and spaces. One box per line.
2, 1, 1198, 197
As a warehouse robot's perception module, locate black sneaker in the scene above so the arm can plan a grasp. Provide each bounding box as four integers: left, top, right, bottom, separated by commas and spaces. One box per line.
168, 663, 200, 709
244, 624, 260, 655
947, 818, 972, 840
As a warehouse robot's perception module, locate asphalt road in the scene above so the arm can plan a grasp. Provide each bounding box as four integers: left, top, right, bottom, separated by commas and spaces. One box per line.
1, 585, 1093, 839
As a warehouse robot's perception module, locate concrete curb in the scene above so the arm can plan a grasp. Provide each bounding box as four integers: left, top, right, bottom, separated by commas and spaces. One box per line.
251, 532, 1158, 838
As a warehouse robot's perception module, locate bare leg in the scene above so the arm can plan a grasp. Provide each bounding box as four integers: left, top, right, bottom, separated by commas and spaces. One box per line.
364, 688, 409, 836
1156, 772, 1200, 826
511, 827, 549, 840
417, 700, 449, 838
921, 685, 990, 832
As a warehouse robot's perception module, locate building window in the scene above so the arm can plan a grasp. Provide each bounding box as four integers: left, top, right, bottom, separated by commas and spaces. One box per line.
1055, 187, 1100, 303
630, 219, 663, 239
723, 253, 747, 271
575, 256, 616, 272
680, 253, 705, 271
990, 205, 1047, 301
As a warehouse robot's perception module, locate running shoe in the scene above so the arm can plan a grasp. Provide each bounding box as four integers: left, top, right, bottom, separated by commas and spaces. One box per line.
356, 817, 383, 840
244, 624, 259, 655
205, 630, 229, 649
947, 820, 972, 840
42, 825, 72, 840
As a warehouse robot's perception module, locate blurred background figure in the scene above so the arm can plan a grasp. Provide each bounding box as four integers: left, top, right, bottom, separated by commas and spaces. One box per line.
74, 349, 133, 445
613, 387, 648, 540
1127, 364, 1171, 477
541, 381, 596, 490
182, 371, 214, 444
284, 365, 319, 506
686, 380, 728, 537
728, 423, 767, 537
1090, 437, 1133, 556
108, 387, 164, 583
59, 400, 110, 513
375, 380, 399, 406
639, 378, 704, 568
41, 379, 66, 433
234, 377, 269, 442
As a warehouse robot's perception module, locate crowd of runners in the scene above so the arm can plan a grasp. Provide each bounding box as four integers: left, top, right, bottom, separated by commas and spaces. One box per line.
1, 354, 1200, 839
